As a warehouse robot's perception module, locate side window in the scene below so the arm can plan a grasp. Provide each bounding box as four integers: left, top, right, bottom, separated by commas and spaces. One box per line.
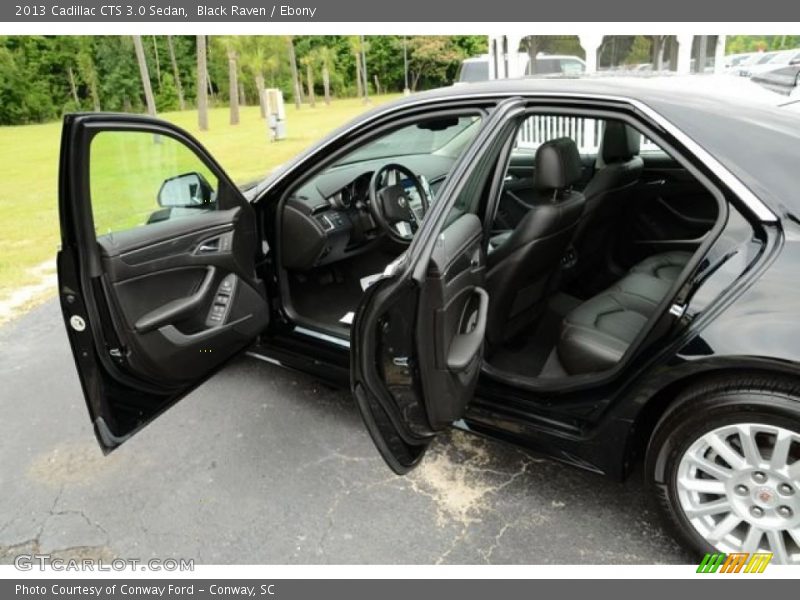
90, 131, 218, 236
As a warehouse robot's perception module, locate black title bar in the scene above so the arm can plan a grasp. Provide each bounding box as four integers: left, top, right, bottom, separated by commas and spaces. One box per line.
4, 0, 800, 22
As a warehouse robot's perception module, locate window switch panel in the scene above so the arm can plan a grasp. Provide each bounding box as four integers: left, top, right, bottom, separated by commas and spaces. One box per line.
205, 274, 237, 327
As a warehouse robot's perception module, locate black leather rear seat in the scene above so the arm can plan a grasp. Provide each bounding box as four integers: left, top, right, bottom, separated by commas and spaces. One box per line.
557, 251, 691, 374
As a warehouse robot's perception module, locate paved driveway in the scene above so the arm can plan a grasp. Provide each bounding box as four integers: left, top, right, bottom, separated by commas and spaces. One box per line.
0, 300, 690, 564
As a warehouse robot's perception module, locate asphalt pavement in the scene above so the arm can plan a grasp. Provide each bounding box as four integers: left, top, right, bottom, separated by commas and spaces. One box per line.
0, 300, 691, 564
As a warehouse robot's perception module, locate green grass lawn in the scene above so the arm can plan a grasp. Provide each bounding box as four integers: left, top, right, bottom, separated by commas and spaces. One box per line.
0, 94, 400, 306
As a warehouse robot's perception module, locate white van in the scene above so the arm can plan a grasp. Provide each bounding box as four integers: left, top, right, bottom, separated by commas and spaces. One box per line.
456, 52, 586, 83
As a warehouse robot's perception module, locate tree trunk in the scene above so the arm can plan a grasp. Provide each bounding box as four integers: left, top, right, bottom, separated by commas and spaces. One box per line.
360, 39, 369, 104
322, 66, 331, 105
166, 35, 186, 110
411, 71, 421, 91
373, 74, 381, 96
67, 67, 80, 106
306, 63, 315, 107
354, 53, 363, 98
255, 73, 267, 118
88, 75, 101, 112
196, 35, 209, 131
132, 35, 157, 116
287, 37, 302, 109
228, 50, 240, 125
697, 35, 708, 73
152, 36, 162, 90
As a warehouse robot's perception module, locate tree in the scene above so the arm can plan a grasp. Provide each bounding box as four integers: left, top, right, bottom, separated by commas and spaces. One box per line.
287, 36, 302, 109
300, 55, 315, 107
157, 72, 180, 112
348, 36, 364, 98
312, 46, 336, 105
625, 36, 652, 66
166, 36, 186, 110
76, 41, 101, 111
196, 35, 208, 130
407, 36, 463, 91
132, 35, 156, 116
226, 41, 240, 125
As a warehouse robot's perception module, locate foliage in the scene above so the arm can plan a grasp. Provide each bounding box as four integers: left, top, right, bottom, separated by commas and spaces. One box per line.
726, 35, 800, 54
0, 34, 488, 125
625, 36, 652, 65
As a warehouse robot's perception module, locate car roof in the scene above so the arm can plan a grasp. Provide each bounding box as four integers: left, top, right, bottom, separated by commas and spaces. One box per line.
363, 77, 799, 219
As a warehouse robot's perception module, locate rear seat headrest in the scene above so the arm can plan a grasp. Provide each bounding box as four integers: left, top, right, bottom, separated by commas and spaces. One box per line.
600, 121, 641, 163
533, 137, 583, 193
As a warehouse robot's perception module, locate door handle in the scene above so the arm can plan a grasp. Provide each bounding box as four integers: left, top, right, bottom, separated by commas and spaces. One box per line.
446, 287, 489, 371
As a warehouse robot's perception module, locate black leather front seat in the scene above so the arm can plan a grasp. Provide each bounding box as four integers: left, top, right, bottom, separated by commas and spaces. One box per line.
485, 138, 585, 347
571, 121, 644, 279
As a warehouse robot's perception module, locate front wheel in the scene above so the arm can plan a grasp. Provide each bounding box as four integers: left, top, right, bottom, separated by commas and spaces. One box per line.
646, 376, 800, 564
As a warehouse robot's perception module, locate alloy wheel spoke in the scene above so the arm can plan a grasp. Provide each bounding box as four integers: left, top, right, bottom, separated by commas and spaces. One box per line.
706, 432, 746, 470
766, 529, 789, 565
679, 477, 726, 495
787, 528, 800, 549
788, 461, 800, 483
770, 429, 793, 471
688, 455, 733, 481
742, 526, 764, 553
684, 498, 732, 519
736, 424, 763, 467
707, 513, 742, 544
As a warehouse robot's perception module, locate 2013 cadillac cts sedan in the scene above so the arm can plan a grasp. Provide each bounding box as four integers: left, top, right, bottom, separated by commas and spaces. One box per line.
57, 78, 800, 563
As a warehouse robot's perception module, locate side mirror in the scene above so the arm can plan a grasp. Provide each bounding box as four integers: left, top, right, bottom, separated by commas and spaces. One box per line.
791, 57, 800, 66
157, 172, 215, 208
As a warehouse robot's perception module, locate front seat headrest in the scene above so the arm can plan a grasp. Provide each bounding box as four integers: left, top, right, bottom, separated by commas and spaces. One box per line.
533, 137, 582, 193
600, 121, 641, 163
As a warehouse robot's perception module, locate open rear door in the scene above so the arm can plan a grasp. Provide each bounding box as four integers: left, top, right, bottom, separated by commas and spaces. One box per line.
351, 98, 526, 473
58, 114, 269, 451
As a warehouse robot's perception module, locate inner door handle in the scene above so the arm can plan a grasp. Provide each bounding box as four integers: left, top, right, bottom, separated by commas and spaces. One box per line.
446, 287, 489, 371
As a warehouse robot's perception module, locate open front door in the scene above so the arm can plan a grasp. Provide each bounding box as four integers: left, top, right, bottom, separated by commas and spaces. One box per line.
58, 114, 269, 451
351, 98, 526, 473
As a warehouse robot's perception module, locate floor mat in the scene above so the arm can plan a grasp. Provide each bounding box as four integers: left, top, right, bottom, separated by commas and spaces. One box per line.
488, 308, 562, 377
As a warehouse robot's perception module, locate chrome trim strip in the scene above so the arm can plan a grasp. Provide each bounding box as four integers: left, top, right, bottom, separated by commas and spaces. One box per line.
260, 89, 777, 223
294, 326, 351, 348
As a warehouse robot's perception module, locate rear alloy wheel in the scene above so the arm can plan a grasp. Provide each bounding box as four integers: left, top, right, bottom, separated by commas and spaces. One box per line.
676, 423, 800, 562
646, 377, 800, 564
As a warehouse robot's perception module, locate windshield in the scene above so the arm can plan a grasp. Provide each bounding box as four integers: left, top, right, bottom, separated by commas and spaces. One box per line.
336, 116, 481, 165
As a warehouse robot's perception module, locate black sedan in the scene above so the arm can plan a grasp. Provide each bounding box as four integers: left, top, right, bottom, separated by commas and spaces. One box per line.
57, 78, 800, 563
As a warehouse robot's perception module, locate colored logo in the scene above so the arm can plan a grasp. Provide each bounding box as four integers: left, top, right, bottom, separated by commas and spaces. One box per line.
697, 552, 773, 573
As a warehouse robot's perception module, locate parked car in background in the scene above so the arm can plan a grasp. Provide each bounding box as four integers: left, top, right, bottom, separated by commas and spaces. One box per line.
738, 49, 800, 78
456, 52, 585, 83
724, 52, 756, 71
752, 63, 800, 96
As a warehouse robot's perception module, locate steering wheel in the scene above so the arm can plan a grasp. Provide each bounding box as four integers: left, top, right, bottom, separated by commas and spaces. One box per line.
368, 163, 430, 244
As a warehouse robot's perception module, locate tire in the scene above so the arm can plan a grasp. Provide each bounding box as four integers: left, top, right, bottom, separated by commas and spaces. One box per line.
645, 375, 800, 565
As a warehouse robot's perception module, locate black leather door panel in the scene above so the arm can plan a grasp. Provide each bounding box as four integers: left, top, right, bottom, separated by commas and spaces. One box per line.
98, 209, 268, 386
614, 161, 718, 267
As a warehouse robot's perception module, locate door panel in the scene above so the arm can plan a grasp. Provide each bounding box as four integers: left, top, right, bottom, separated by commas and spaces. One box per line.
613, 155, 718, 267
352, 215, 489, 473
58, 114, 269, 451
417, 215, 487, 428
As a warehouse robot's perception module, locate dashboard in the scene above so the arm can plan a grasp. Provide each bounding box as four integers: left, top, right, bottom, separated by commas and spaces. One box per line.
280, 154, 454, 271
